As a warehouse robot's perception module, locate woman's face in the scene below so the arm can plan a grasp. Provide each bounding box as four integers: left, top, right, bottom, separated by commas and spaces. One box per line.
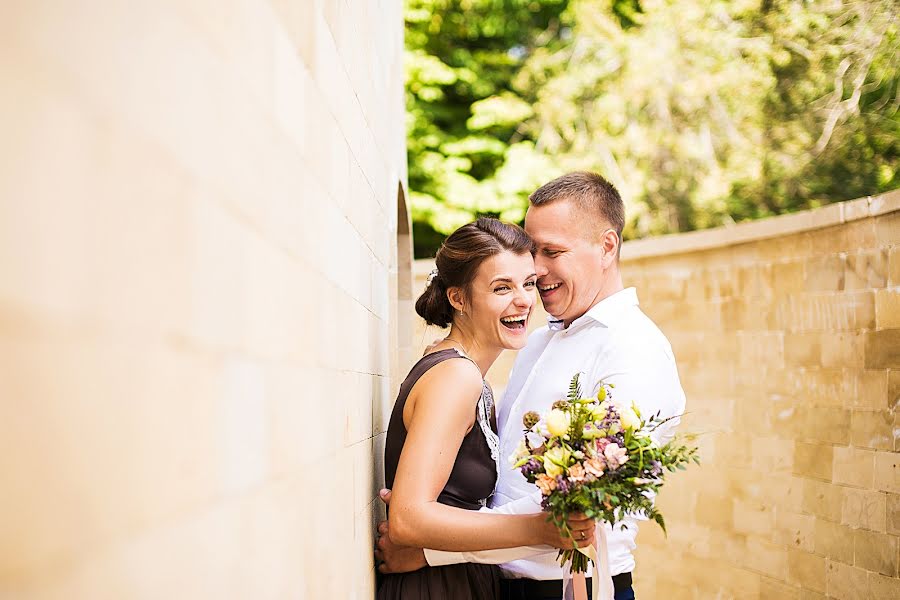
459, 250, 537, 351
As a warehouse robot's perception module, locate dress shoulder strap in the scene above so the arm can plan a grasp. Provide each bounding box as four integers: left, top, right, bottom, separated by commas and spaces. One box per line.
447, 349, 501, 500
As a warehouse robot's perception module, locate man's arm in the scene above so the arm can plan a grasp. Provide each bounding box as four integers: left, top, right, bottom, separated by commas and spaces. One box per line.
375, 489, 555, 571
596, 342, 686, 445
375, 510, 428, 574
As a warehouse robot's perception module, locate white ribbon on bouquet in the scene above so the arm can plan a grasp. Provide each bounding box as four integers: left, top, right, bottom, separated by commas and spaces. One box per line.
562, 523, 614, 600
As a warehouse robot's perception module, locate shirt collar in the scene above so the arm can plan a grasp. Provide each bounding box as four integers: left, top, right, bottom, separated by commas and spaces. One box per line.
546, 287, 639, 331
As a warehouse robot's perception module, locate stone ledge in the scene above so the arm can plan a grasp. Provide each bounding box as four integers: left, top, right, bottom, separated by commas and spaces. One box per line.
622, 189, 900, 262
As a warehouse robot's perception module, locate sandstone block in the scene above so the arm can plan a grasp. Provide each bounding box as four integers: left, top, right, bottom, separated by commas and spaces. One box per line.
833, 446, 875, 488
853, 528, 898, 576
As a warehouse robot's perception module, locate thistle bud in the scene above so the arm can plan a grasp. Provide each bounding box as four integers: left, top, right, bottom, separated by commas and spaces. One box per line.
523, 411, 541, 429
551, 400, 569, 410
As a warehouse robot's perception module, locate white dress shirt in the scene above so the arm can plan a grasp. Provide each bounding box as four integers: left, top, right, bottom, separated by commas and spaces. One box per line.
424, 288, 686, 580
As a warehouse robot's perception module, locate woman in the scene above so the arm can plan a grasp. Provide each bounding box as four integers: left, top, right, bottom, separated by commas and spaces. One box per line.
377, 217, 593, 599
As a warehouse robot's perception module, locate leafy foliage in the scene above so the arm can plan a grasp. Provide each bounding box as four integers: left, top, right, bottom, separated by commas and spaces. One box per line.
512, 376, 700, 573
406, 0, 899, 257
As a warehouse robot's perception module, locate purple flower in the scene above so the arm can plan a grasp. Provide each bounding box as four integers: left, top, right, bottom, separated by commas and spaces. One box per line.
555, 475, 570, 495
520, 458, 542, 477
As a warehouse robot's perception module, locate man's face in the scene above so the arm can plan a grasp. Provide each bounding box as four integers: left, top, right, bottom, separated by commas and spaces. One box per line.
524, 199, 609, 325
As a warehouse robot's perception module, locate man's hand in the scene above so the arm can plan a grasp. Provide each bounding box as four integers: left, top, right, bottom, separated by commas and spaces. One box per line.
375, 489, 428, 574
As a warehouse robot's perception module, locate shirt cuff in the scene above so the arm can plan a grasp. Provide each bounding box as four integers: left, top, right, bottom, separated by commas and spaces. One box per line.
424, 547, 466, 567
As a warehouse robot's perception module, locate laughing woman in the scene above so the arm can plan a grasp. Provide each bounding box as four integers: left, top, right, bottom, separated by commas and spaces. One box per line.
377, 218, 593, 600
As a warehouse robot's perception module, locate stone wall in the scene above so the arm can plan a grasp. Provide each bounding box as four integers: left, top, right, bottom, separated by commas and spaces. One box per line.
0, 2, 407, 598
628, 192, 899, 599
413, 191, 899, 599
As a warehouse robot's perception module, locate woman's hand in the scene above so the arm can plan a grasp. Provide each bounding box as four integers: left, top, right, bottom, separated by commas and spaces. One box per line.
535, 512, 596, 549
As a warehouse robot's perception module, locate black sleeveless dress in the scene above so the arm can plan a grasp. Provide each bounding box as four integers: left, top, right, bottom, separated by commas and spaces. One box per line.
377, 349, 502, 600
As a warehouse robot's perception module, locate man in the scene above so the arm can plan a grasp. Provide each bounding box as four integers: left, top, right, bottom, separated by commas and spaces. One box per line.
376, 172, 686, 600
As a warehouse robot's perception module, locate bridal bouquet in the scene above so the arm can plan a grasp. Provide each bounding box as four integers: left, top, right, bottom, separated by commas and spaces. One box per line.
511, 374, 698, 598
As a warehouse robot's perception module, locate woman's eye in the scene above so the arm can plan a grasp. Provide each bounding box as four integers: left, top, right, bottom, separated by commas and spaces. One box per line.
524, 281, 536, 288
495, 286, 510, 292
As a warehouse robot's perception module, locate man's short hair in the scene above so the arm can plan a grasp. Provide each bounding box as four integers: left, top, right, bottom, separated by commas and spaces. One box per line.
529, 172, 625, 241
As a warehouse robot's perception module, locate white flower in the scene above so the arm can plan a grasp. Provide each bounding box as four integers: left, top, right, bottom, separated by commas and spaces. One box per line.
526, 431, 545, 449
509, 440, 528, 464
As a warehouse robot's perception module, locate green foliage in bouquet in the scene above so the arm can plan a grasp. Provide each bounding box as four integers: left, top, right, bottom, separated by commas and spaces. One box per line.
512, 373, 699, 572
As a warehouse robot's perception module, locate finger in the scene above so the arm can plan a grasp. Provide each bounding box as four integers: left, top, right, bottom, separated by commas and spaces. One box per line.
376, 536, 387, 550
379, 489, 392, 505
570, 523, 594, 535
378, 562, 390, 574
567, 523, 591, 534
377, 521, 389, 535
374, 549, 384, 562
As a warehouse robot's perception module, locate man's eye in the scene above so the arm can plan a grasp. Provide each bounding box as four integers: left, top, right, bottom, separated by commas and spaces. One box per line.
545, 250, 560, 257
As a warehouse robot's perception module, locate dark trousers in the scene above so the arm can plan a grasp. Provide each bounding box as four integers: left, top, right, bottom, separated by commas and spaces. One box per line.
500, 575, 635, 600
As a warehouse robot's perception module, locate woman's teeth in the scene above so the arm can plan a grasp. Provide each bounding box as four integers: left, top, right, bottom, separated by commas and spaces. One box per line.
500, 315, 527, 330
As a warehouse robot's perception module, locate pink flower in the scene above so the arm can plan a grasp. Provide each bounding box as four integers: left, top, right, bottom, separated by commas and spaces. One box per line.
595, 438, 610, 453
584, 457, 606, 478
603, 443, 628, 470
535, 474, 558, 495
568, 463, 586, 482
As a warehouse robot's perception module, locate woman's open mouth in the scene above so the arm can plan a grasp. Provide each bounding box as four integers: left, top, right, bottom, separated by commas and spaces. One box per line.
500, 314, 528, 331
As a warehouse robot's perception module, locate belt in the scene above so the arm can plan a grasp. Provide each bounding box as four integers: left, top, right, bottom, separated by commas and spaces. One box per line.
500, 572, 632, 599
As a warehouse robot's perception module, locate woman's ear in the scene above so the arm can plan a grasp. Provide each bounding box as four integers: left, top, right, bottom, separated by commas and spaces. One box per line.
446, 287, 465, 313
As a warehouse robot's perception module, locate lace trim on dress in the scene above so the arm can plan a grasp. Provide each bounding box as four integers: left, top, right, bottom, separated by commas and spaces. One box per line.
452, 348, 501, 506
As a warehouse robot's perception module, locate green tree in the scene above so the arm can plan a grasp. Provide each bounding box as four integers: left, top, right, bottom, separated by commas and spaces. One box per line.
405, 0, 572, 256
407, 0, 899, 256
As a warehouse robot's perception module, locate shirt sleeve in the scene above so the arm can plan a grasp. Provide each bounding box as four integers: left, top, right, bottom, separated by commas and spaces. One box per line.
423, 491, 554, 566
593, 339, 686, 446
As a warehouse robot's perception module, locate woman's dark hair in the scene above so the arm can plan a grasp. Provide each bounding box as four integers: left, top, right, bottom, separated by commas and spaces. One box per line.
415, 217, 533, 328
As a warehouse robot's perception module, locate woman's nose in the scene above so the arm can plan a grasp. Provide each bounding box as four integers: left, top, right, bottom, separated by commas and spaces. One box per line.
514, 287, 534, 308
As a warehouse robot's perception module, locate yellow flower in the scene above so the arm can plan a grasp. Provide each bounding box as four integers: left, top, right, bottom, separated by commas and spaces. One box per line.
545, 409, 570, 437
543, 446, 570, 477
590, 404, 608, 421
544, 458, 563, 477
619, 406, 641, 431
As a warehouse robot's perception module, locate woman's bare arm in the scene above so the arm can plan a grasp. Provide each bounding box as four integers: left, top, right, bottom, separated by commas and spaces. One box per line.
388, 357, 592, 552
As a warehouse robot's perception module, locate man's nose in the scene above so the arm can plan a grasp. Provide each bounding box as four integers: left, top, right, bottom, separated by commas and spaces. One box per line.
534, 256, 550, 278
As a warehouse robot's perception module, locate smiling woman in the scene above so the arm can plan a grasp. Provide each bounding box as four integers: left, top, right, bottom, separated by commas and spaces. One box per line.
378, 217, 596, 599
414, 217, 538, 374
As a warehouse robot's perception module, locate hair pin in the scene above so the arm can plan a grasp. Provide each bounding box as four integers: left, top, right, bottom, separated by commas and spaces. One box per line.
426, 268, 439, 286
